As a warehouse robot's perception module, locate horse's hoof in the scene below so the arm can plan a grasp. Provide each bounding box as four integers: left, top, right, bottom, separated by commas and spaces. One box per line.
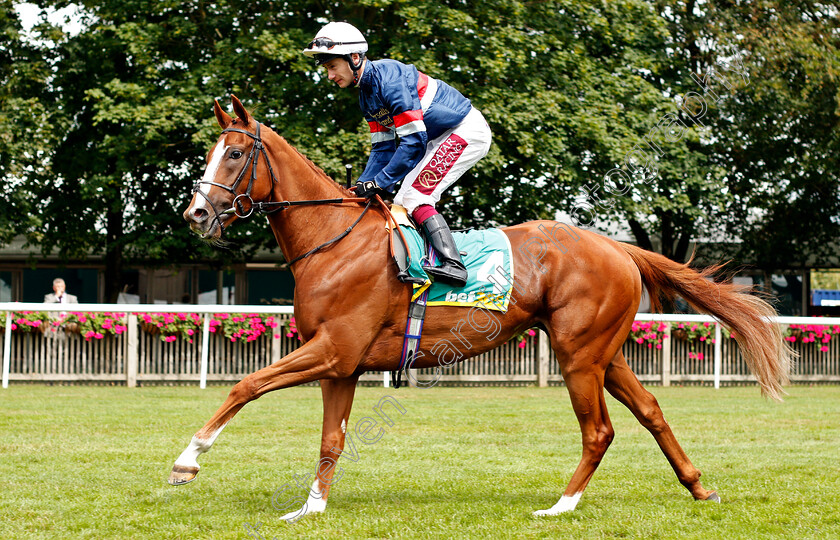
168, 464, 199, 485
704, 491, 721, 503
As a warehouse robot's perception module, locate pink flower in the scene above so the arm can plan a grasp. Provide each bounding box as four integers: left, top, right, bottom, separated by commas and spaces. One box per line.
527, 329, 536, 337
165, 335, 177, 342
636, 338, 644, 344
820, 346, 829, 352
518, 341, 526, 349
85, 331, 95, 338
286, 332, 294, 338
186, 329, 194, 336
79, 315, 87, 323
656, 344, 662, 349
95, 332, 104, 339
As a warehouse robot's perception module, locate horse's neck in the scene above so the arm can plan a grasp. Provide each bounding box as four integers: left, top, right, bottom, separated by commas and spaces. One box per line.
265, 133, 361, 265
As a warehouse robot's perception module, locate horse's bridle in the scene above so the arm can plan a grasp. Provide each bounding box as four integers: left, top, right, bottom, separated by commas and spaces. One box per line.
191, 121, 372, 266
191, 121, 280, 234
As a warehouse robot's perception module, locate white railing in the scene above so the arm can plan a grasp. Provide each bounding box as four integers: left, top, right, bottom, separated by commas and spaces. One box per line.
3, 303, 840, 389
1, 303, 294, 389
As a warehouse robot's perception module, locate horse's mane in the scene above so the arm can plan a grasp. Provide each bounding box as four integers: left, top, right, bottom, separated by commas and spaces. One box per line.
283, 139, 354, 196
227, 117, 353, 196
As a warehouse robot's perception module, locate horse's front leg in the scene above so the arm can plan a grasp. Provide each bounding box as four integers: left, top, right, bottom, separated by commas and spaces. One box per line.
280, 376, 359, 521
168, 334, 351, 485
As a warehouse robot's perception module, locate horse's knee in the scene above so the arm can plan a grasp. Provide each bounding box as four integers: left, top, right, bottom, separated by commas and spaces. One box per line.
636, 396, 669, 433
320, 434, 344, 457
582, 424, 614, 458
230, 376, 257, 402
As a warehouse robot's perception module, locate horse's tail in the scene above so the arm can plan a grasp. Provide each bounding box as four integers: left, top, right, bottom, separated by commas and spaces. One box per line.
619, 243, 792, 401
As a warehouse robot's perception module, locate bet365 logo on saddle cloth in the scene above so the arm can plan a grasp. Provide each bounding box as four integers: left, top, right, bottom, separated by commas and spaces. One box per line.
401, 226, 515, 313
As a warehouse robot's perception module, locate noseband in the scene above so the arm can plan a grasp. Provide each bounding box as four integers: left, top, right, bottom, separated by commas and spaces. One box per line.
191, 121, 279, 236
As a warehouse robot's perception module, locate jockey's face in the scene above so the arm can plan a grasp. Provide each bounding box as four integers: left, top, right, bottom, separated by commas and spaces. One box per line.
323, 55, 362, 88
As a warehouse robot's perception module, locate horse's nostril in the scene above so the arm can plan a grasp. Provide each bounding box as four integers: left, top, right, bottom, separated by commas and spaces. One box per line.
192, 208, 208, 221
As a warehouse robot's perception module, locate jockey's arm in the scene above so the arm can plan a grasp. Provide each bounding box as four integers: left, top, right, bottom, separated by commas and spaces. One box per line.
357, 69, 429, 191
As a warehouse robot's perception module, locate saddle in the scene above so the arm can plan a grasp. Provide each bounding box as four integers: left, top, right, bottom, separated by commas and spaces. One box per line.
381, 204, 515, 388
385, 205, 427, 286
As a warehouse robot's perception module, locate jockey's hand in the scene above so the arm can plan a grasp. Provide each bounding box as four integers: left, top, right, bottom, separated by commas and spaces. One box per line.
354, 180, 382, 199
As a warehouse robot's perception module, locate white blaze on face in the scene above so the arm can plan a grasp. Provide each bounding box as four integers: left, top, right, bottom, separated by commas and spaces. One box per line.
192, 140, 229, 212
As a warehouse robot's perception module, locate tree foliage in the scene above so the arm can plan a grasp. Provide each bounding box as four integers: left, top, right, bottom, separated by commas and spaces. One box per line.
1, 1, 838, 299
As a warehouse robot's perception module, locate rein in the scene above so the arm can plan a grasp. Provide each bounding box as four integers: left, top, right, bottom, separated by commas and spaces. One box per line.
191, 120, 371, 266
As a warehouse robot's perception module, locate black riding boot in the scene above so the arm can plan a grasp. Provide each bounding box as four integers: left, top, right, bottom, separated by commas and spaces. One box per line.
420, 214, 468, 288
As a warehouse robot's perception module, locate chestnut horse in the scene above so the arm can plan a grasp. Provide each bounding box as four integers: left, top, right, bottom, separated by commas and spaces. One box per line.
171, 96, 790, 519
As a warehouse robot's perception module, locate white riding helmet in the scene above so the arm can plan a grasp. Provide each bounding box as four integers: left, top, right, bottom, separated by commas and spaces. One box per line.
302, 22, 368, 64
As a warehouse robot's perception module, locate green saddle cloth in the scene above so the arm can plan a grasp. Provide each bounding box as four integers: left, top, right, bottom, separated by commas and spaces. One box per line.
400, 225, 514, 313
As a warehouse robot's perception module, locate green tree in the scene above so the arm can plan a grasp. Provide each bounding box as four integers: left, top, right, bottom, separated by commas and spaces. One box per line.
702, 1, 840, 270
3, 0, 838, 302
0, 1, 54, 244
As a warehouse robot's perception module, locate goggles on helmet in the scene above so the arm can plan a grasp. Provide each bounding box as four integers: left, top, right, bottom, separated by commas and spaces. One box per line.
308, 37, 366, 50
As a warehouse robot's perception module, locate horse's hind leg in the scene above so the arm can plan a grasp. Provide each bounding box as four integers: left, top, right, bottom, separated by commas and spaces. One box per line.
604, 351, 719, 502
535, 363, 615, 515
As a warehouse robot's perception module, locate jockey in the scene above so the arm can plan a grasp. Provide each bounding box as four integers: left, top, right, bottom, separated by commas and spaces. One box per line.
303, 22, 492, 288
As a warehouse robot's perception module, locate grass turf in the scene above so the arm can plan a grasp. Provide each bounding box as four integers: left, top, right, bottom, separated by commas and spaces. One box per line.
1, 384, 838, 539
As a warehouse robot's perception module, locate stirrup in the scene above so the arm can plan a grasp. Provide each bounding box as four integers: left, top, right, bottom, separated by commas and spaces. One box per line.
425, 263, 468, 288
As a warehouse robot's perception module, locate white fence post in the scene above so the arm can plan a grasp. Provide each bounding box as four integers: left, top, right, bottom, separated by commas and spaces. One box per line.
200, 315, 211, 389
662, 322, 672, 387
537, 330, 550, 387
2, 311, 12, 389
126, 314, 138, 388
714, 322, 722, 389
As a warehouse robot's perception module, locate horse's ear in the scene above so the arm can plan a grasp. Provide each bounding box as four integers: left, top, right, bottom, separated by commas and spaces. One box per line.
214, 99, 233, 129
230, 94, 252, 127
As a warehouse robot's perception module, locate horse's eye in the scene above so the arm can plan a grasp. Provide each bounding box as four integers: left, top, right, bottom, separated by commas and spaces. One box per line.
230, 150, 243, 159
